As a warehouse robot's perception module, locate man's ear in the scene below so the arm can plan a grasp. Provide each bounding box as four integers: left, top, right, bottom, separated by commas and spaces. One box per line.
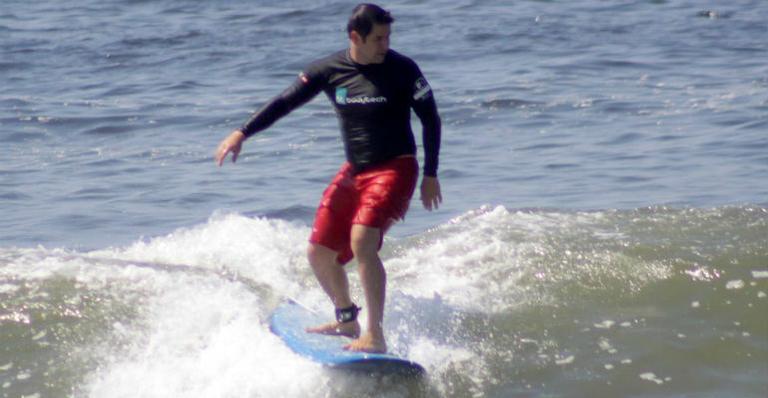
349, 30, 365, 45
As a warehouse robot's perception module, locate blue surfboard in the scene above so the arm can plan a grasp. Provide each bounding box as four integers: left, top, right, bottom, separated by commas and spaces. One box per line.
269, 300, 425, 376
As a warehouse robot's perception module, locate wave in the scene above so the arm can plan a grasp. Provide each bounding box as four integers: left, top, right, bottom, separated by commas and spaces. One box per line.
1, 205, 766, 397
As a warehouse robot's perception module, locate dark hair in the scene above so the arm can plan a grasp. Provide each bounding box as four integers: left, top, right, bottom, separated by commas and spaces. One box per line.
347, 3, 394, 39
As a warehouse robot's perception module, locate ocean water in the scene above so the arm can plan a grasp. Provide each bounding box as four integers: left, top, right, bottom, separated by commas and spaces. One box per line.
1, 0, 767, 397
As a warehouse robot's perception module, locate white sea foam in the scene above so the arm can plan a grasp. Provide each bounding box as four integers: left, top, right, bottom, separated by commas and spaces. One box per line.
752, 270, 768, 279
725, 280, 745, 290
594, 320, 615, 329
79, 215, 328, 398
408, 337, 475, 371
555, 355, 575, 365
94, 212, 310, 295
639, 372, 665, 385
2, 205, 761, 397
387, 206, 674, 314
0, 284, 18, 294
0, 215, 333, 398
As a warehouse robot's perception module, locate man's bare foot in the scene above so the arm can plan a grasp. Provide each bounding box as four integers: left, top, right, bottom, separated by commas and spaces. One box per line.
344, 331, 387, 353
306, 320, 360, 338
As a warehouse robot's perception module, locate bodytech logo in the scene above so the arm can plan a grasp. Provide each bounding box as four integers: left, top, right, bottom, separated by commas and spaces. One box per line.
335, 87, 387, 105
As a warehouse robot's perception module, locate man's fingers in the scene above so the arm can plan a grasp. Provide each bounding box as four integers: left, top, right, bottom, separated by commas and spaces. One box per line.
430, 194, 441, 210
420, 178, 442, 211
216, 145, 228, 166
215, 131, 245, 167
421, 193, 440, 211
216, 144, 239, 166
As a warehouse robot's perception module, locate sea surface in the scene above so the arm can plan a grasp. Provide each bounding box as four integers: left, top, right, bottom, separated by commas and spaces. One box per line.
2, 0, 767, 397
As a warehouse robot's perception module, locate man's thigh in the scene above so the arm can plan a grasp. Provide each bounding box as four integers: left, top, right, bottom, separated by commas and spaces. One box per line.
350, 224, 382, 258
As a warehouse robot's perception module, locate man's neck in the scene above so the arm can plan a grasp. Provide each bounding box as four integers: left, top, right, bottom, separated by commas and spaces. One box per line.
349, 46, 369, 65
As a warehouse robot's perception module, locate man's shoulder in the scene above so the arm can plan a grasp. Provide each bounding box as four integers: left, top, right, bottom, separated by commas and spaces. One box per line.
386, 50, 417, 67
385, 50, 423, 77
306, 50, 349, 71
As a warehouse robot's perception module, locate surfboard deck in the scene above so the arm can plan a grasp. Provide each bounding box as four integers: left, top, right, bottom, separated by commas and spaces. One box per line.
269, 300, 425, 376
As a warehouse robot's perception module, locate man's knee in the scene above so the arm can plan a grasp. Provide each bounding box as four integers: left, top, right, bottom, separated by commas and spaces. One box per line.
308, 243, 337, 267
350, 225, 381, 259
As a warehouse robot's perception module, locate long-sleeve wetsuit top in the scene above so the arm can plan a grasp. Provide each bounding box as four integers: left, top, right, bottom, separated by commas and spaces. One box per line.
240, 49, 441, 177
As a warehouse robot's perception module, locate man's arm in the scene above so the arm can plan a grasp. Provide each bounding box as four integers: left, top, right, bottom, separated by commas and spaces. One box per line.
411, 78, 443, 211
215, 75, 322, 166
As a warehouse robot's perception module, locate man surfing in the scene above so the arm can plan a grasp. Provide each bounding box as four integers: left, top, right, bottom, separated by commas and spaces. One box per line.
215, 3, 442, 353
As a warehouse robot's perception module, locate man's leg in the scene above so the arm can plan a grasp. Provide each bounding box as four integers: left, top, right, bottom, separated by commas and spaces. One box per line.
345, 224, 387, 353
305, 243, 360, 338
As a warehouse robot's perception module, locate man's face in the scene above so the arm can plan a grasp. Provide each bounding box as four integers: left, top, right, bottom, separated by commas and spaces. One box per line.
355, 23, 390, 64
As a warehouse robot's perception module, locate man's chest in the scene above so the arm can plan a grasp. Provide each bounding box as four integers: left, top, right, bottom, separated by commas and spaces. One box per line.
324, 67, 409, 109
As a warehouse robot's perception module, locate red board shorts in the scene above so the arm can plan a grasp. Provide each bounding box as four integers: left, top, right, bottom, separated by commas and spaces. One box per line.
310, 156, 419, 265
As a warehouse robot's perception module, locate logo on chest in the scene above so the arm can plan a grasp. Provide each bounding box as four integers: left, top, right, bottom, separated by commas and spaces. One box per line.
335, 87, 387, 105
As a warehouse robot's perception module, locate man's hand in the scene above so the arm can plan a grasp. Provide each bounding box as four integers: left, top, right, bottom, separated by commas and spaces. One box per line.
215, 130, 246, 166
420, 176, 442, 211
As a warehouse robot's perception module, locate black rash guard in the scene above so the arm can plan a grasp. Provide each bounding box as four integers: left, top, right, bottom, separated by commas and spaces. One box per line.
240, 49, 441, 177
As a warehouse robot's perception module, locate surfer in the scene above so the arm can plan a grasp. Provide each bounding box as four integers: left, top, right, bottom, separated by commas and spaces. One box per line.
215, 3, 442, 353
